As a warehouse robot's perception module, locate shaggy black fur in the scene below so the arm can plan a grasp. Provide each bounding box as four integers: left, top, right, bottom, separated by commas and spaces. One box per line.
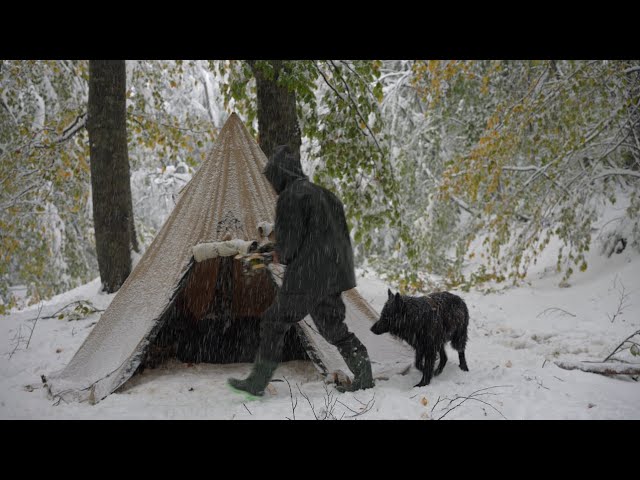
371, 289, 469, 387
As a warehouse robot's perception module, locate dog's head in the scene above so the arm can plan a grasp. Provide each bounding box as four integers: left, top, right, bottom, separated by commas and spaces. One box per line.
371, 289, 404, 335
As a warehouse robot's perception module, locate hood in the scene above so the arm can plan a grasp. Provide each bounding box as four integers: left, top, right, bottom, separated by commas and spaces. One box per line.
263, 145, 306, 194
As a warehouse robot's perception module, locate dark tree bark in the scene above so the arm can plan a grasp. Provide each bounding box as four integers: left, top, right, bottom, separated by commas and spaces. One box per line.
87, 60, 137, 293
248, 60, 302, 160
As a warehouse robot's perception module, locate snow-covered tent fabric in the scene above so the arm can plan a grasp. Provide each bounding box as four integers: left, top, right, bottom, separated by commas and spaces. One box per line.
45, 113, 411, 404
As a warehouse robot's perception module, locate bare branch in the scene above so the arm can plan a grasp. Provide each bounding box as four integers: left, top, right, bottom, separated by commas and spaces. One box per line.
431, 395, 444, 413
607, 278, 631, 325
8, 325, 25, 360
25, 302, 43, 350
130, 113, 217, 135
502, 165, 541, 172
283, 376, 297, 420
313, 62, 346, 103
603, 329, 640, 363
438, 396, 484, 420
591, 168, 640, 181
338, 60, 376, 98
335, 392, 376, 418
32, 300, 104, 322
296, 384, 318, 420
320, 383, 340, 420
536, 307, 576, 318
434, 385, 512, 420
312, 61, 386, 160
328, 60, 385, 156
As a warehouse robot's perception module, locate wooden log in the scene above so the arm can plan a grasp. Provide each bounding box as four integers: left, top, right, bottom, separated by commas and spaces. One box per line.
554, 361, 640, 375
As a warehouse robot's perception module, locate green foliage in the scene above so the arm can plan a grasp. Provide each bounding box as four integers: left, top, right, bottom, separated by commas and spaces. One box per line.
1, 60, 93, 307
1, 60, 218, 310
217, 60, 404, 263
55, 299, 101, 321
3, 59, 639, 310
385, 60, 640, 290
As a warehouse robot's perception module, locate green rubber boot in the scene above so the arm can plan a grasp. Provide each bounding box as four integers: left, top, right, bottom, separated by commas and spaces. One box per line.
336, 341, 375, 393
228, 360, 279, 397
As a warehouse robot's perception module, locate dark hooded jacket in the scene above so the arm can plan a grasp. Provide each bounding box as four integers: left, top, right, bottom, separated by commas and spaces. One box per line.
263, 145, 356, 295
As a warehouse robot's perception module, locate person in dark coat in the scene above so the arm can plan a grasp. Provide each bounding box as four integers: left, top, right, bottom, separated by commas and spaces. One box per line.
228, 145, 374, 396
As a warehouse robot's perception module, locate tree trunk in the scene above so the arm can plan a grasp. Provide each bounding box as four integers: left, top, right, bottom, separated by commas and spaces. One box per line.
248, 60, 301, 160
87, 60, 137, 293
625, 62, 640, 168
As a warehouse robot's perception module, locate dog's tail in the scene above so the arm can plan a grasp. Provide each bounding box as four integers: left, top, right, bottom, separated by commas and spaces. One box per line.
450, 301, 469, 352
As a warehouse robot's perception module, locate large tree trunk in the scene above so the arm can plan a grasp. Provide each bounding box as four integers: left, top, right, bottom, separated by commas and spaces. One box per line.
87, 60, 137, 293
248, 60, 301, 160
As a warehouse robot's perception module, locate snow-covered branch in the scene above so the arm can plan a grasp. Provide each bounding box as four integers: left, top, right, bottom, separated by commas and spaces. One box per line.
591, 169, 640, 181
33, 113, 87, 149
554, 361, 640, 376
502, 165, 540, 172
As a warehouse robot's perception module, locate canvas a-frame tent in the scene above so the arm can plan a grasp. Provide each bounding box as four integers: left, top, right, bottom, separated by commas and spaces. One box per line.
45, 113, 412, 404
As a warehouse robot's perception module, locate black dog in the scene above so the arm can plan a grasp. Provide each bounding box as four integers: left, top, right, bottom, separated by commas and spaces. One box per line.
371, 289, 469, 387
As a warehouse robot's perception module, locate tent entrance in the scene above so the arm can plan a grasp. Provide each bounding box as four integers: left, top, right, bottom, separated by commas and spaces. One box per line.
140, 257, 309, 369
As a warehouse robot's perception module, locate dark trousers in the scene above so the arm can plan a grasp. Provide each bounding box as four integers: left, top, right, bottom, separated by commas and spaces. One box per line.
256, 291, 363, 363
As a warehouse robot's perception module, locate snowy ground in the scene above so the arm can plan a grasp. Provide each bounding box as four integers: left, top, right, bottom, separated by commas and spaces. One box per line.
1, 243, 639, 419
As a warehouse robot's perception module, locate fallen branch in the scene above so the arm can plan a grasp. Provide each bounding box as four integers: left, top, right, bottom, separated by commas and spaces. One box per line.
554, 361, 640, 376
592, 168, 640, 181
30, 300, 104, 322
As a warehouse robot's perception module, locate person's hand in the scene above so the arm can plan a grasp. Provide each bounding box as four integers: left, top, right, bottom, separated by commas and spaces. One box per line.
257, 242, 276, 253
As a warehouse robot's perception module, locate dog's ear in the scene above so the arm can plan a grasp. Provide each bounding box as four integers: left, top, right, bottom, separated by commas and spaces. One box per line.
394, 292, 402, 308
387, 288, 393, 300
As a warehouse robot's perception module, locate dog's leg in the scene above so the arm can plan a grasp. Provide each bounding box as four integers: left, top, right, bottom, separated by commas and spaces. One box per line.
458, 350, 469, 371
451, 327, 469, 372
414, 346, 435, 387
435, 345, 447, 376
415, 348, 425, 371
